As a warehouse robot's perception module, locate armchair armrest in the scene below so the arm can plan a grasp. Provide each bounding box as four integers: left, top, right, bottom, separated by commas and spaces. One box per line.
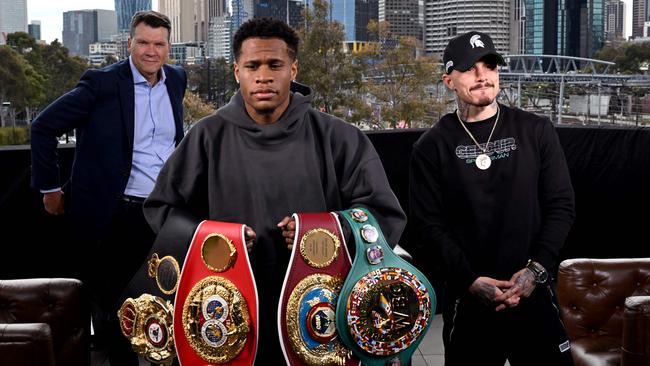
0, 323, 56, 366
622, 296, 650, 366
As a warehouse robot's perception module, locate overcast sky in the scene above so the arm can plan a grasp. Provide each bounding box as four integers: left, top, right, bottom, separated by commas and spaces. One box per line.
29, 0, 632, 46
28, 0, 158, 43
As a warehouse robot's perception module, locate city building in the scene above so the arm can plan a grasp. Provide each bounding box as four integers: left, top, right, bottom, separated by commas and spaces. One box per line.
114, 0, 152, 32
207, 14, 232, 62
632, 0, 649, 38
330, 0, 378, 42
195, 0, 227, 43
28, 21, 41, 41
424, 0, 510, 56
0, 0, 27, 44
63, 9, 117, 57
159, 0, 196, 42
604, 0, 625, 42
379, 0, 421, 40
254, 0, 287, 21
170, 42, 205, 64
288, 0, 306, 29
89, 42, 119, 66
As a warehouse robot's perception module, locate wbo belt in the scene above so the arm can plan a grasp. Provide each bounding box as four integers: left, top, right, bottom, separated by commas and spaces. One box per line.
335, 208, 436, 366
278, 212, 359, 366
174, 220, 258, 365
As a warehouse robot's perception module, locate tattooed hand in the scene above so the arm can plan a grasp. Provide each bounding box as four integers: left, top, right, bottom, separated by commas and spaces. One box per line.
494, 268, 537, 310
468, 276, 515, 310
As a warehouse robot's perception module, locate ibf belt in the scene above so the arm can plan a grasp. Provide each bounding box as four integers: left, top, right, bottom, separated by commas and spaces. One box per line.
174, 220, 258, 365
278, 212, 358, 366
335, 208, 436, 366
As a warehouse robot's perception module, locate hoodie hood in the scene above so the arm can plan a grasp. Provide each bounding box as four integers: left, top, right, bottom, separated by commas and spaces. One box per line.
216, 81, 314, 142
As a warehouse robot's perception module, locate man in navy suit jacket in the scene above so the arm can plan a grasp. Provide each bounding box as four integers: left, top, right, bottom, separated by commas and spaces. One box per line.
30, 10, 186, 365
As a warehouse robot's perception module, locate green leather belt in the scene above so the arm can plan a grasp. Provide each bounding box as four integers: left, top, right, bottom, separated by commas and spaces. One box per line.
335, 208, 436, 366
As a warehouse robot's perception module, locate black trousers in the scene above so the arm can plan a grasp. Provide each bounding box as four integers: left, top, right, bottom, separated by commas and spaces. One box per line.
82, 197, 155, 366
441, 284, 574, 366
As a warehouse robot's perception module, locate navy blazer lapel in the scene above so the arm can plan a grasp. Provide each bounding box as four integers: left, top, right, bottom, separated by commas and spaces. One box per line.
164, 65, 184, 144
118, 61, 135, 151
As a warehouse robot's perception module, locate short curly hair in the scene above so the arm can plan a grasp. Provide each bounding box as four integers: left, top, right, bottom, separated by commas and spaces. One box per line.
233, 17, 299, 62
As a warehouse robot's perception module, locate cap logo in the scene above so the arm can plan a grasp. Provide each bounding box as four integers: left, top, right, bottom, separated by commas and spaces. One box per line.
445, 61, 454, 73
469, 35, 485, 49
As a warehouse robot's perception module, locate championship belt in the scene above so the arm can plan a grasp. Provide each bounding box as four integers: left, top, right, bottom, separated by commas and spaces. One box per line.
278, 212, 358, 366
174, 220, 258, 365
119, 209, 200, 365
335, 208, 436, 366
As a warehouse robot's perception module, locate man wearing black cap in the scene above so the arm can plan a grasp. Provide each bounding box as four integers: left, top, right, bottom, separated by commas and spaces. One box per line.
408, 31, 575, 365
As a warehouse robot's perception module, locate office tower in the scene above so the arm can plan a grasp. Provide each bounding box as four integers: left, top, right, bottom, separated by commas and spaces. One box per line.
196, 0, 227, 42
563, 0, 603, 58
379, 0, 421, 40
29, 21, 42, 40
63, 9, 117, 57
159, 0, 196, 42
208, 14, 232, 61
96, 10, 118, 42
632, 0, 648, 38
0, 0, 27, 44
254, 0, 287, 21
424, 0, 510, 56
288, 0, 306, 29
330, 0, 378, 42
604, 0, 625, 41
115, 0, 152, 33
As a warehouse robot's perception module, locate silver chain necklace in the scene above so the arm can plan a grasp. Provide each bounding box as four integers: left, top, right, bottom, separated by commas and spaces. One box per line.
456, 105, 500, 170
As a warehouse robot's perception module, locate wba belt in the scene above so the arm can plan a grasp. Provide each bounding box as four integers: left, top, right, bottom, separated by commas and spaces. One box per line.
278, 212, 359, 366
119, 209, 199, 365
174, 220, 258, 365
335, 208, 436, 366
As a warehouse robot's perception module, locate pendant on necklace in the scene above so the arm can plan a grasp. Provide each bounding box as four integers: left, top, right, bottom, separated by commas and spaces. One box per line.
475, 153, 491, 170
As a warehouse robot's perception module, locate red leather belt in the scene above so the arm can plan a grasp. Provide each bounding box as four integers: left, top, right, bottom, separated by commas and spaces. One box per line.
278, 212, 359, 366
174, 220, 258, 365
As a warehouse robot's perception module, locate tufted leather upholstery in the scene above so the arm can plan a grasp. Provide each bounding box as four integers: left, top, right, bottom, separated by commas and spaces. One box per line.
557, 258, 650, 366
0, 278, 90, 366
622, 296, 650, 366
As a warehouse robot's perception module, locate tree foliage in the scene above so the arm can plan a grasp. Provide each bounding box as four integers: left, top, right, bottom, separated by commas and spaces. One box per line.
185, 57, 237, 109
296, 0, 362, 113
183, 91, 215, 131
359, 21, 441, 128
595, 42, 650, 74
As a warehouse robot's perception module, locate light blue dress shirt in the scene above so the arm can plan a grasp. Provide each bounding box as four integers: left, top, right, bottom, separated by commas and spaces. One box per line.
124, 56, 176, 198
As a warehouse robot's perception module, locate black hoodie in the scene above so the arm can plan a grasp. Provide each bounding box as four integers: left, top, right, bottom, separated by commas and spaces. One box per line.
143, 83, 406, 361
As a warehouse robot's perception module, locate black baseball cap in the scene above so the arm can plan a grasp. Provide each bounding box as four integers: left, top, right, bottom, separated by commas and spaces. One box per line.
443, 31, 506, 74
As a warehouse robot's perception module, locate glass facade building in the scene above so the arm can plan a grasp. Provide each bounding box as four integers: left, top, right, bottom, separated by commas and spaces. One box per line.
114, 0, 152, 32
0, 0, 27, 45
330, 0, 378, 42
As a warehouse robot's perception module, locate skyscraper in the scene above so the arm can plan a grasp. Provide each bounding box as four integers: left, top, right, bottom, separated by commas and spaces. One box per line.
114, 0, 152, 33
379, 0, 421, 40
288, 0, 306, 29
159, 0, 195, 42
0, 0, 27, 44
196, 0, 227, 43
632, 0, 648, 38
63, 9, 117, 56
604, 0, 625, 41
330, 0, 378, 42
29, 21, 42, 41
424, 0, 510, 56
254, 0, 287, 21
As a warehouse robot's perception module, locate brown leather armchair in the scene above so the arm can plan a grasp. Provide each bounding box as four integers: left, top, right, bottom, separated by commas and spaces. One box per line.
0, 278, 90, 366
557, 258, 650, 366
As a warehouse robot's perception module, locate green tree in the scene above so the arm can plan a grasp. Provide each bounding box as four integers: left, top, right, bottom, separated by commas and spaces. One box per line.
101, 54, 119, 68
183, 91, 215, 131
595, 42, 650, 74
361, 21, 441, 128
296, 0, 362, 113
39, 40, 88, 106
0, 46, 45, 126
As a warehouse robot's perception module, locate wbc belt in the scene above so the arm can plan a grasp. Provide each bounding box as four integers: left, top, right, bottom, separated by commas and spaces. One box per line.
174, 220, 258, 365
278, 212, 358, 366
336, 208, 436, 366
